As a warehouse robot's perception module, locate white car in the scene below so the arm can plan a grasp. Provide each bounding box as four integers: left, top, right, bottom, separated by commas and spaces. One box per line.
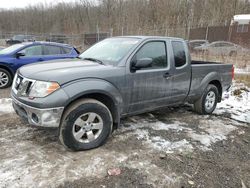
194, 41, 249, 56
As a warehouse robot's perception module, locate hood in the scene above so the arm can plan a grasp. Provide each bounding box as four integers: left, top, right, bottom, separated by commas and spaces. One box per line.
19, 58, 119, 84
0, 53, 10, 58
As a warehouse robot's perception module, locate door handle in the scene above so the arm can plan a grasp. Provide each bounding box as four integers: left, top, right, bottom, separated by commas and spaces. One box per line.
38, 58, 44, 61
163, 72, 172, 79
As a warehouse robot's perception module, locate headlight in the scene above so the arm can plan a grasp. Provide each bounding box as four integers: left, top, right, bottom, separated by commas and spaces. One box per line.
29, 81, 60, 98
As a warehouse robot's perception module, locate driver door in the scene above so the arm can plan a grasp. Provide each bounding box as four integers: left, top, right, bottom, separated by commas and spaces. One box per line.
126, 40, 173, 114
12, 45, 44, 69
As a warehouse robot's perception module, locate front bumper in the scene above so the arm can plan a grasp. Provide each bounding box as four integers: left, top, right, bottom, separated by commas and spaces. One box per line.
12, 96, 64, 128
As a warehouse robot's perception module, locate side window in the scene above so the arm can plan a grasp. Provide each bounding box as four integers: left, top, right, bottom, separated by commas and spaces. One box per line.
44, 45, 62, 55
214, 43, 221, 47
210, 43, 217, 47
19, 45, 42, 56
223, 43, 233, 47
172, 41, 187, 68
133, 41, 167, 69
61, 47, 72, 54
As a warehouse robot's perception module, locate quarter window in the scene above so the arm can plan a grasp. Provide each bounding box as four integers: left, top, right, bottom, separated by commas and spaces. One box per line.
221, 43, 234, 47
44, 45, 62, 55
214, 42, 233, 47
62, 47, 72, 54
133, 41, 167, 69
172, 41, 187, 68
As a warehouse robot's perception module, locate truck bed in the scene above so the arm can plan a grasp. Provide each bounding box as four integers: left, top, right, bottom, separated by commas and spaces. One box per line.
191, 60, 224, 65
188, 60, 233, 102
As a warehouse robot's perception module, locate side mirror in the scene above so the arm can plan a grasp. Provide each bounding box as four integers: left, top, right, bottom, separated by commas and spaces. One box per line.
16, 52, 25, 58
132, 58, 153, 71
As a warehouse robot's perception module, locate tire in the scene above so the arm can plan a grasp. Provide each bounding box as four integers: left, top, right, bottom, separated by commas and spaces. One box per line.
194, 84, 219, 115
0, 68, 12, 89
59, 99, 113, 151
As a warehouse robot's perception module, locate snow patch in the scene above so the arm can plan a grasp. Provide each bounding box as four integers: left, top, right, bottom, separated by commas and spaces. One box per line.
214, 83, 250, 123
188, 119, 237, 149
235, 68, 250, 75
0, 98, 14, 115
151, 121, 192, 132
0, 143, 129, 187
150, 137, 193, 153
129, 128, 193, 153
125, 118, 191, 132
122, 114, 238, 152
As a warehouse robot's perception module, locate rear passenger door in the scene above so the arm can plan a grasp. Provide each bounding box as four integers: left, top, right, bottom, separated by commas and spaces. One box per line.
126, 40, 173, 113
170, 40, 191, 103
42, 45, 73, 61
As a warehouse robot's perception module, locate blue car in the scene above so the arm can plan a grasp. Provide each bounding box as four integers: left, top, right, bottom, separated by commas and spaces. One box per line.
0, 42, 79, 88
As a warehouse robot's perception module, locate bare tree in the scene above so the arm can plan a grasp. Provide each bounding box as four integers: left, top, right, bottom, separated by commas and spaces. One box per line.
0, 0, 249, 36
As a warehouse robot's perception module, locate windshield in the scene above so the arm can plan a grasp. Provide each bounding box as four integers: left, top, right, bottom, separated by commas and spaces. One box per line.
79, 38, 140, 64
13, 35, 25, 41
0, 44, 24, 54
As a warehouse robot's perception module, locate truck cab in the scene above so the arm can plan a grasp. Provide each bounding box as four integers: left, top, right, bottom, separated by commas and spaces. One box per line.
122, 37, 191, 113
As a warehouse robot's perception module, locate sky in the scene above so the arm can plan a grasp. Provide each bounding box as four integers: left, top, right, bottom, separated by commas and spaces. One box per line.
0, 0, 76, 9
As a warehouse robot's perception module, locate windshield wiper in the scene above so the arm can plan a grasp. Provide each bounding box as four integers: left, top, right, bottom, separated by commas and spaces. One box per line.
81, 57, 104, 65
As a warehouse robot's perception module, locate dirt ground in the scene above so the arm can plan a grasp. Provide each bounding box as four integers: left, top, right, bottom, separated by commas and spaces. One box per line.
0, 88, 249, 188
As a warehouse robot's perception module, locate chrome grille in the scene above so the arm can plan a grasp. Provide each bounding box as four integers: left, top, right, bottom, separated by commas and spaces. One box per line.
12, 74, 34, 96
15, 75, 23, 90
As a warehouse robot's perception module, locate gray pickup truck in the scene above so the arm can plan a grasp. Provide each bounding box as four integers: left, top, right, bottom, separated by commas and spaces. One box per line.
11, 36, 233, 151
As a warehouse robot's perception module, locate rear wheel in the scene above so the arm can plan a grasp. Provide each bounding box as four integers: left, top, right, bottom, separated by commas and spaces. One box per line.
0, 68, 12, 89
59, 99, 113, 151
194, 84, 219, 114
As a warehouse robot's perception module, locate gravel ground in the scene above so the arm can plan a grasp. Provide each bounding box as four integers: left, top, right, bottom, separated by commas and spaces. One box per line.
0, 87, 249, 188
0, 88, 11, 98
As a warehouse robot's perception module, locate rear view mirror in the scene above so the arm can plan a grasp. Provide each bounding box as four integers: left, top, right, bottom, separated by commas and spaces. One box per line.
16, 52, 25, 58
132, 58, 153, 71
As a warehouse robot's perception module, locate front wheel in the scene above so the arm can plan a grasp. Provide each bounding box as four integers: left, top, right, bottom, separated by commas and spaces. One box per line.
194, 84, 219, 115
59, 99, 113, 151
0, 68, 12, 89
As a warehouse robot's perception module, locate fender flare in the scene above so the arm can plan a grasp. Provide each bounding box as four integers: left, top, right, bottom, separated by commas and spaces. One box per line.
197, 72, 222, 98
61, 79, 124, 125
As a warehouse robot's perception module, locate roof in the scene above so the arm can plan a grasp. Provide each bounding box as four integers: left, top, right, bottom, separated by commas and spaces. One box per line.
232, 14, 250, 24
113, 35, 184, 41
21, 41, 73, 48
189, 39, 208, 42
210, 41, 234, 44
212, 40, 232, 43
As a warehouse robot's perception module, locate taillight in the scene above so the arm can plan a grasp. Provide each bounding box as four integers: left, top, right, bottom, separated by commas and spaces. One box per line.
232, 66, 235, 80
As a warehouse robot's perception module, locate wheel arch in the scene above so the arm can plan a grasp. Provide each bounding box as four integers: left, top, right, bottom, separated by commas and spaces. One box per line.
198, 72, 222, 98
208, 80, 222, 102
61, 79, 123, 130
63, 92, 120, 130
0, 64, 14, 78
